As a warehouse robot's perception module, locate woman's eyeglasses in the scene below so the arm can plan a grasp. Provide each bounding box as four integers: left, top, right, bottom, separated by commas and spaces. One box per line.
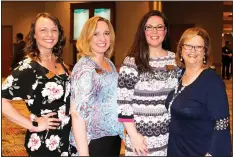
182, 44, 205, 52
145, 25, 166, 31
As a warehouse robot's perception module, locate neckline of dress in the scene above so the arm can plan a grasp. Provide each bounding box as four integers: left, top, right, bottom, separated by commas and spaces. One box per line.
33, 60, 68, 78
149, 50, 171, 60
87, 56, 114, 73
180, 68, 209, 88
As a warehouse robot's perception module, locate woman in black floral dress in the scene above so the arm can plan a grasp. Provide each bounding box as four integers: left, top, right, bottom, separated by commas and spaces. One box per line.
2, 12, 71, 156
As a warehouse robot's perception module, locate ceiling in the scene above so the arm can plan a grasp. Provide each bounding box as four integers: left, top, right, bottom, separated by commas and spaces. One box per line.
223, 1, 232, 34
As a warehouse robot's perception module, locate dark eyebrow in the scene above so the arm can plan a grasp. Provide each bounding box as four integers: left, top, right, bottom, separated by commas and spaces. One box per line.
145, 24, 165, 27
39, 27, 58, 29
157, 24, 164, 26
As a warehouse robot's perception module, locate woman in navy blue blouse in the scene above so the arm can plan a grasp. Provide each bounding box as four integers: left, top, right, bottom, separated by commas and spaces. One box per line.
165, 27, 232, 156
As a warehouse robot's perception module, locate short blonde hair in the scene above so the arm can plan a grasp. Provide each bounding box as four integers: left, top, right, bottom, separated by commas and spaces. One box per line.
76, 16, 115, 60
175, 27, 213, 68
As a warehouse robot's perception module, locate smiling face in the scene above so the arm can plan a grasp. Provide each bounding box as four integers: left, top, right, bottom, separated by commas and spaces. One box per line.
90, 21, 111, 56
144, 16, 167, 48
182, 35, 205, 67
34, 17, 59, 52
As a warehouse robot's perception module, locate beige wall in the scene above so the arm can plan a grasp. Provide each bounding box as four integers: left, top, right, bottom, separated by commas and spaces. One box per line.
2, 1, 78, 65
163, 1, 223, 74
44, 2, 74, 65
45, 1, 150, 66
44, 1, 150, 66
2, 2, 45, 43
2, 1, 150, 65
115, 2, 150, 66
3, 1, 224, 73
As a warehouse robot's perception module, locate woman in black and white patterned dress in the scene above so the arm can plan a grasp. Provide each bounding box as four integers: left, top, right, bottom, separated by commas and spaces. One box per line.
117, 10, 181, 156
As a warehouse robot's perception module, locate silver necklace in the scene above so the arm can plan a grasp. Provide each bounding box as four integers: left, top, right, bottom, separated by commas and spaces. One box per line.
168, 82, 185, 121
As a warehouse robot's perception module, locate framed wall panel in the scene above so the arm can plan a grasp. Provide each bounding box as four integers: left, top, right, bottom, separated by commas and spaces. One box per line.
70, 2, 116, 64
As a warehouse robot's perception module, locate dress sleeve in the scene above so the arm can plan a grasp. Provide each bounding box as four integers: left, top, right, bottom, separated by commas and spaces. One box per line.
70, 67, 97, 122
206, 75, 232, 156
117, 57, 139, 122
2, 62, 36, 101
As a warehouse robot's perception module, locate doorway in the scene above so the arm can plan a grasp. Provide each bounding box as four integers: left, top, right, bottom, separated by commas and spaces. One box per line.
2, 26, 13, 77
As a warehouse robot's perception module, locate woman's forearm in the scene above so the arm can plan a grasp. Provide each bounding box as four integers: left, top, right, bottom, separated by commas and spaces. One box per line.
71, 112, 89, 156
2, 98, 35, 131
123, 122, 138, 137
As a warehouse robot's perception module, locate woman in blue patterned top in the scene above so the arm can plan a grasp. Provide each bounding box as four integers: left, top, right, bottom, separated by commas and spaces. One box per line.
69, 16, 124, 156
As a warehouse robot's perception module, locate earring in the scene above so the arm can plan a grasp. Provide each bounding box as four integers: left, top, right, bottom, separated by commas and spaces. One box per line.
203, 56, 206, 64
180, 55, 183, 62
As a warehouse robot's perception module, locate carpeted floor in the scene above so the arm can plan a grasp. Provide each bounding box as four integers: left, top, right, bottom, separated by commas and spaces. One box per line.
2, 100, 30, 156
1, 78, 232, 156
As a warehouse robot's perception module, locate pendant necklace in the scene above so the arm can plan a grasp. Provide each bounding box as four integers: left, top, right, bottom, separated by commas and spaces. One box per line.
53, 60, 58, 69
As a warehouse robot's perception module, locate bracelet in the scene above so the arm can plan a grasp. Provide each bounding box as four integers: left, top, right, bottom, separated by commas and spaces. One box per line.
30, 114, 37, 122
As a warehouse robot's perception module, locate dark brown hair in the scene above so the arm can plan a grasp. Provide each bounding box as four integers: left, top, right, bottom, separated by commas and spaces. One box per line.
24, 12, 66, 62
175, 27, 212, 68
126, 10, 170, 73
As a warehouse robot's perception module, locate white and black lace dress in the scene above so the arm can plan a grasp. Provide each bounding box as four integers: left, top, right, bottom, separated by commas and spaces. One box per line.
118, 51, 180, 156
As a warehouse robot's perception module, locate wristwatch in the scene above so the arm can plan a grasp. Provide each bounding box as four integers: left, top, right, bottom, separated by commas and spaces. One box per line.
32, 121, 38, 127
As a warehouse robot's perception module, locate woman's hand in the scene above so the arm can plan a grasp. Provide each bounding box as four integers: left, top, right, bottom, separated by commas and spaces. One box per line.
33, 112, 61, 132
129, 132, 148, 156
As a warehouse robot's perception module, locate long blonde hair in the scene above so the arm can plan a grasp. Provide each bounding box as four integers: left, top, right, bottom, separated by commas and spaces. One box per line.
76, 16, 115, 60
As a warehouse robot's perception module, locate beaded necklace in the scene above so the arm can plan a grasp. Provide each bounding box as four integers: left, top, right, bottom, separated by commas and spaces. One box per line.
168, 80, 185, 122
168, 67, 205, 121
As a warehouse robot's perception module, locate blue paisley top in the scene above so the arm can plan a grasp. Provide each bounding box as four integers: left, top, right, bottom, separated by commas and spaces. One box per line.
69, 56, 124, 155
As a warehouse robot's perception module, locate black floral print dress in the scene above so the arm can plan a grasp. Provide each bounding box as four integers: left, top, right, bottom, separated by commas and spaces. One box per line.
2, 57, 71, 156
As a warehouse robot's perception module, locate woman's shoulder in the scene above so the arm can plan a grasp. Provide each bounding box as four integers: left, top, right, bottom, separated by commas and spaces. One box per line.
104, 57, 115, 66
104, 57, 117, 71
72, 57, 96, 75
13, 57, 36, 72
203, 68, 221, 79
202, 68, 224, 85
162, 51, 177, 67
122, 56, 136, 66
74, 56, 95, 69
167, 51, 176, 59
18, 56, 33, 65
